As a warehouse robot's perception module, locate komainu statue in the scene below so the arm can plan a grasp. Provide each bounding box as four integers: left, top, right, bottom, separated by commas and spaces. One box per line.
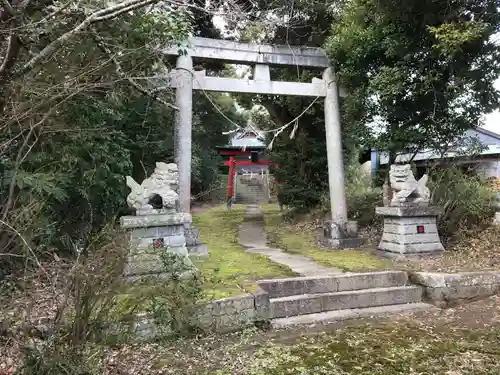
126, 162, 179, 210
389, 164, 430, 206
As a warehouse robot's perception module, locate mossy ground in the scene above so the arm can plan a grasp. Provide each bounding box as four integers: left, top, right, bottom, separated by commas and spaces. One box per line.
103, 295, 500, 374
260, 204, 390, 271
112, 204, 296, 315
193, 204, 295, 299
243, 323, 500, 375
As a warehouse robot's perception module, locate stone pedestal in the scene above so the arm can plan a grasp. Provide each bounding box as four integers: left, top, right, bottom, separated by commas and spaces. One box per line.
319, 220, 362, 249
376, 206, 444, 255
494, 212, 500, 225
120, 210, 194, 280
184, 224, 208, 257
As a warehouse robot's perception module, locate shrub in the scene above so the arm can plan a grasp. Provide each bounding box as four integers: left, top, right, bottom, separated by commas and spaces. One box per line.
429, 166, 497, 240
12, 225, 129, 375
7, 225, 206, 374
319, 162, 382, 227
344, 163, 382, 227
144, 251, 204, 338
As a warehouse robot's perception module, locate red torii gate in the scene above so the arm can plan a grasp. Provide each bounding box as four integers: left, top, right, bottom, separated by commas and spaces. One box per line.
217, 148, 279, 208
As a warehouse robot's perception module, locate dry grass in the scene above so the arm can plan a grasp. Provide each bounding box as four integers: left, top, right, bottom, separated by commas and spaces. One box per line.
99, 295, 500, 374
390, 225, 500, 272
260, 204, 390, 272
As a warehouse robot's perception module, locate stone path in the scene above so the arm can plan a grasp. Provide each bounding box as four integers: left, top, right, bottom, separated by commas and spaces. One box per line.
238, 204, 342, 275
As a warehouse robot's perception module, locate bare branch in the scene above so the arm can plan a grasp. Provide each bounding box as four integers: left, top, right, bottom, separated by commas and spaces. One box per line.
21, 0, 160, 74
0, 33, 21, 76
92, 30, 178, 110
1, 0, 17, 17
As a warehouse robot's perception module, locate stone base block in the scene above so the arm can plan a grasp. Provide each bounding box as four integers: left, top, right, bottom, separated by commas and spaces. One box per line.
184, 224, 209, 257
120, 212, 191, 229
410, 271, 500, 307
188, 243, 209, 257
376, 206, 444, 255
319, 220, 362, 249
121, 211, 196, 280
124, 249, 194, 278
319, 237, 362, 249
373, 250, 441, 260
494, 212, 500, 225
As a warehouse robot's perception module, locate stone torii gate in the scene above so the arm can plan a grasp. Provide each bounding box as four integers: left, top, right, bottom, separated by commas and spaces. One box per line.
162, 37, 360, 248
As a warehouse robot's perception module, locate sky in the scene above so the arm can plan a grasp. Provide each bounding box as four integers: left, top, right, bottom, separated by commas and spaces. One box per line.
482, 78, 500, 134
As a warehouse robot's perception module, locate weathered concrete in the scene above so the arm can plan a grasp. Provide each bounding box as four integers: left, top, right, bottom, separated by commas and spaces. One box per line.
271, 302, 438, 328
376, 206, 444, 254
174, 54, 193, 213
258, 271, 408, 299
322, 67, 360, 248
410, 271, 500, 307
320, 220, 362, 249
376, 206, 443, 217
184, 224, 208, 257
162, 36, 330, 68
239, 205, 342, 276
131, 288, 270, 340
324, 67, 347, 224
121, 212, 191, 229
120, 210, 193, 279
167, 69, 327, 97
270, 285, 424, 318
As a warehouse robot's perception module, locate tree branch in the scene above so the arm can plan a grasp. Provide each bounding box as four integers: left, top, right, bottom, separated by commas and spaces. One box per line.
1, 0, 17, 17
92, 30, 179, 110
0, 32, 21, 76
0, 0, 24, 77
21, 0, 160, 74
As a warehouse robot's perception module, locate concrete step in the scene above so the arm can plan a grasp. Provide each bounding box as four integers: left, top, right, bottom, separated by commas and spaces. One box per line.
236, 192, 267, 197
258, 271, 408, 298
271, 302, 438, 328
235, 196, 268, 204
270, 285, 423, 318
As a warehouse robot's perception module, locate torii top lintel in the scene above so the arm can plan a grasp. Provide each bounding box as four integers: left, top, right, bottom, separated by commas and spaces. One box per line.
162, 37, 330, 69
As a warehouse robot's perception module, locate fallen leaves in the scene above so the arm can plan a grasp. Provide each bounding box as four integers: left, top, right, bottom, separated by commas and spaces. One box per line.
390, 226, 500, 272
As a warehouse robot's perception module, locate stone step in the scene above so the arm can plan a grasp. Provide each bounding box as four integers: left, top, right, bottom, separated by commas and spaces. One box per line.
258, 271, 408, 298
270, 286, 423, 318
236, 192, 267, 197
235, 197, 268, 204
271, 302, 438, 328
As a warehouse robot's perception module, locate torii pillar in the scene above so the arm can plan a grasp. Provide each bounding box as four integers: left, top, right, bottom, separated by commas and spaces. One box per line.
167, 37, 360, 249
174, 54, 193, 213
321, 67, 361, 249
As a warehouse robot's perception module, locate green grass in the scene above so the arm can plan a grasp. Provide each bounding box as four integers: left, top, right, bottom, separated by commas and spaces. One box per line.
193, 204, 295, 299
260, 204, 390, 272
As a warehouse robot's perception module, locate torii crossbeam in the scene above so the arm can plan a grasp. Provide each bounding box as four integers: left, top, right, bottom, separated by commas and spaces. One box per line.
161, 36, 360, 249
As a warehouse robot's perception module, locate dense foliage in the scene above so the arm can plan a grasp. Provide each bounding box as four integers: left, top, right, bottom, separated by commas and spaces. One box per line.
429, 166, 497, 239
234, 0, 370, 209
235, 0, 500, 212
0, 1, 244, 271
325, 0, 500, 158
